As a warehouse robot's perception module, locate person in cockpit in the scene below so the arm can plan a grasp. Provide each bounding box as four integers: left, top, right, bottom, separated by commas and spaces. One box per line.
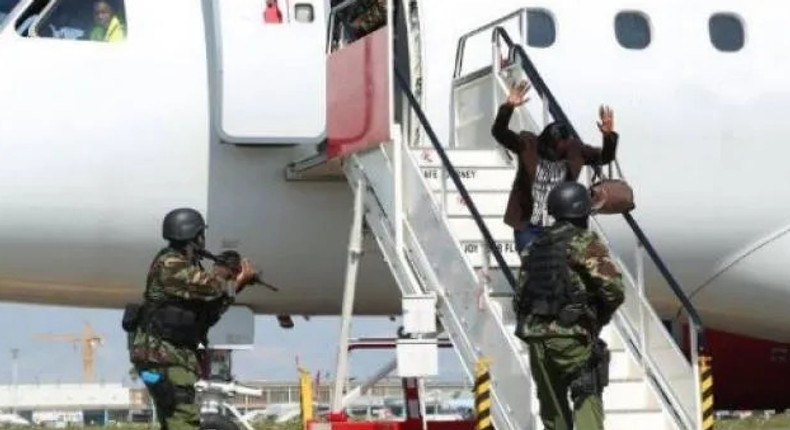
89, 0, 124, 42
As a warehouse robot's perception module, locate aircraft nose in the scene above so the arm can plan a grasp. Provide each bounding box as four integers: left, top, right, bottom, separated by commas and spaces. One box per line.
689, 226, 790, 342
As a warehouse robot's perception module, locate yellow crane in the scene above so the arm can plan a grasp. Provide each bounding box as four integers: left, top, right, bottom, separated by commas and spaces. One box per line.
34, 322, 104, 383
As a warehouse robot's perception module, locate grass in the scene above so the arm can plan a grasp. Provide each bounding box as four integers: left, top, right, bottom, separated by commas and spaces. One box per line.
715, 414, 790, 430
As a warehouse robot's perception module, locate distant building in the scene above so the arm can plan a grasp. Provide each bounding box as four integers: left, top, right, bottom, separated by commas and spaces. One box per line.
0, 377, 471, 426
0, 383, 145, 426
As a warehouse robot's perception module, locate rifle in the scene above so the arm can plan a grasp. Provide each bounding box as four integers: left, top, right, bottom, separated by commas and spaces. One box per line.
198, 249, 280, 292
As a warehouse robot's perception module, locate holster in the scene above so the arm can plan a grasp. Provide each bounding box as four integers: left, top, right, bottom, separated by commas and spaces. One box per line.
557, 288, 590, 327
148, 304, 201, 349
593, 339, 611, 392
121, 303, 142, 332
569, 366, 598, 404
557, 304, 585, 327
143, 370, 177, 417
570, 338, 611, 403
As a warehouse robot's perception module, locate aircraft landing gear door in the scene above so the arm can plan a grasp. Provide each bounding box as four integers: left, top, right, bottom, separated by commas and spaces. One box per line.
208, 0, 326, 144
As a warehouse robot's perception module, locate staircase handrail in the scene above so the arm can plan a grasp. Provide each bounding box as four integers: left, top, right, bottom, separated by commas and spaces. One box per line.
488, 26, 706, 353
394, 68, 519, 291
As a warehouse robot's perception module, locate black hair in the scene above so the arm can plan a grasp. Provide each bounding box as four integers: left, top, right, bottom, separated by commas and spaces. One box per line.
538, 121, 571, 147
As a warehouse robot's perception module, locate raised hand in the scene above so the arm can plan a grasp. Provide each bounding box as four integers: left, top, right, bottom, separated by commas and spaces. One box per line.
235, 258, 257, 287
597, 105, 614, 134
506, 80, 531, 107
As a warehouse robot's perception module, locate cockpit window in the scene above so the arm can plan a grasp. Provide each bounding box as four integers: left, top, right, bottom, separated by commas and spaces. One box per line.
25, 0, 127, 42
329, 0, 386, 50
0, 0, 22, 26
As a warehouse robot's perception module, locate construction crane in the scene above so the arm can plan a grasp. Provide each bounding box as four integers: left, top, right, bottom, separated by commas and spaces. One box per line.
33, 321, 104, 383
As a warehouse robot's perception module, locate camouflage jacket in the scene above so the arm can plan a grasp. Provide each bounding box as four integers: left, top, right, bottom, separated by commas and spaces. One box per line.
129, 247, 233, 368
514, 222, 625, 339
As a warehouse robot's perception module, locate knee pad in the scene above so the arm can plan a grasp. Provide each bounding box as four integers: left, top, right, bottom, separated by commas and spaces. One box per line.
569, 367, 597, 404
593, 339, 610, 390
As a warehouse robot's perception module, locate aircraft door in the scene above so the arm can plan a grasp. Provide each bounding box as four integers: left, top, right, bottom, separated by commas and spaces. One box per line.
208, 0, 326, 144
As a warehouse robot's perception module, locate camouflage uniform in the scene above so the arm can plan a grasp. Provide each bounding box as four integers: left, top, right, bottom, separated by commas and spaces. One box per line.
515, 222, 625, 430
130, 248, 232, 430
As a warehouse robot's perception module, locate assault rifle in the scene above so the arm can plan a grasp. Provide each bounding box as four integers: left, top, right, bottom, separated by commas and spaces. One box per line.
199, 249, 294, 329
198, 249, 279, 292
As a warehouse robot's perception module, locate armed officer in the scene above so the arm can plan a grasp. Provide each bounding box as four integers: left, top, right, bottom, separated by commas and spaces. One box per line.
514, 182, 625, 430
124, 208, 256, 430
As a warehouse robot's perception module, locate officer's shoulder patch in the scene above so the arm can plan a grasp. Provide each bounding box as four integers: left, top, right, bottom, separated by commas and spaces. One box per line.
574, 232, 608, 260
161, 254, 188, 268
587, 240, 609, 258
569, 230, 593, 249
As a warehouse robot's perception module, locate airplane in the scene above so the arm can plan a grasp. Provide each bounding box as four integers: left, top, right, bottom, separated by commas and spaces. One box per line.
1, 0, 789, 412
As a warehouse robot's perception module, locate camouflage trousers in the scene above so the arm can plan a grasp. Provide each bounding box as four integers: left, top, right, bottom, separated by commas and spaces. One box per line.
527, 337, 604, 430
131, 334, 202, 430
145, 363, 200, 430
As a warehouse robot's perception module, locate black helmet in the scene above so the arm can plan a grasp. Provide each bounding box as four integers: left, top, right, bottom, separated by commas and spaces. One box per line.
162, 208, 206, 242
547, 182, 592, 220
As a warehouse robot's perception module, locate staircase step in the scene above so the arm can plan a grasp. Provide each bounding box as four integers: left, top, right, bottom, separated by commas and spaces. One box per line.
411, 148, 511, 168
460, 239, 520, 267
448, 217, 514, 242
599, 325, 626, 351
421, 166, 515, 192
530, 407, 671, 430
604, 409, 674, 430
610, 350, 642, 380
604, 379, 659, 411
434, 190, 509, 217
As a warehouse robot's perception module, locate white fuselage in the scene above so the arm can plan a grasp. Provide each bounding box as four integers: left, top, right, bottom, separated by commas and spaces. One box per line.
1, 0, 789, 342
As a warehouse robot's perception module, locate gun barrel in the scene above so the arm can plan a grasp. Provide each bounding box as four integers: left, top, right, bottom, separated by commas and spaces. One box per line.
201, 250, 280, 292
198, 249, 221, 262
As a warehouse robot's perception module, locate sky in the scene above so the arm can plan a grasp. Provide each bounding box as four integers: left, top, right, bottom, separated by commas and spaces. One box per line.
0, 302, 467, 387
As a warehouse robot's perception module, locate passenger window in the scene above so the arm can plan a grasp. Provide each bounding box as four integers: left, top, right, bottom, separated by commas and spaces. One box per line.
526, 9, 555, 48
294, 3, 314, 23
615, 11, 650, 49
30, 0, 126, 42
0, 0, 22, 26
709, 13, 745, 52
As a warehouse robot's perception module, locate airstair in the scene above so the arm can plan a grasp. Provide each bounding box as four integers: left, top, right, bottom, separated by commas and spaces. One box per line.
290, 3, 710, 430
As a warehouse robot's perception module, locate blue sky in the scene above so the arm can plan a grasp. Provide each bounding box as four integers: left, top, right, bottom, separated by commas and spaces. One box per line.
0, 303, 467, 387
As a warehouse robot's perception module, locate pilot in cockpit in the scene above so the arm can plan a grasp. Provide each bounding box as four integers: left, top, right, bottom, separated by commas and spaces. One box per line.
89, 0, 124, 42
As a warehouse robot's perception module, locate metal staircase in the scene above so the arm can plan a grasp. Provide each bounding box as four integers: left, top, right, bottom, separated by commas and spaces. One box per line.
298, 3, 710, 430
